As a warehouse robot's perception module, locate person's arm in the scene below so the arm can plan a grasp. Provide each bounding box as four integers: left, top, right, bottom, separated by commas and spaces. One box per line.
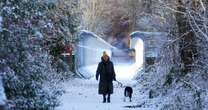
112, 62, 116, 81
96, 63, 101, 80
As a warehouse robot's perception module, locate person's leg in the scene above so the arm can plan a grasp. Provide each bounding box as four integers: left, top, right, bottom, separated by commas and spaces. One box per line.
106, 85, 111, 103
103, 94, 106, 103
107, 93, 110, 103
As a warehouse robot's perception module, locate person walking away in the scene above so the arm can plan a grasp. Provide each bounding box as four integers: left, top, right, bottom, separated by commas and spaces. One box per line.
96, 51, 116, 103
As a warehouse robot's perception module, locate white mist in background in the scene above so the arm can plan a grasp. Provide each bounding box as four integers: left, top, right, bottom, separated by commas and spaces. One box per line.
134, 39, 144, 67
77, 31, 144, 80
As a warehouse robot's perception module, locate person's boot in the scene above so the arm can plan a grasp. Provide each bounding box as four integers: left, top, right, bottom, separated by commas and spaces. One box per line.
103, 98, 106, 103
107, 97, 110, 103
103, 95, 106, 103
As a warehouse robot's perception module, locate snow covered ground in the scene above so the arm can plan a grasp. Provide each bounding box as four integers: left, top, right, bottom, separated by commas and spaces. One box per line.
56, 78, 156, 110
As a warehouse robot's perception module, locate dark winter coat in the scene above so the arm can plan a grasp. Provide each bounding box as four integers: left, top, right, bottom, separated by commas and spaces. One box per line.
96, 57, 116, 95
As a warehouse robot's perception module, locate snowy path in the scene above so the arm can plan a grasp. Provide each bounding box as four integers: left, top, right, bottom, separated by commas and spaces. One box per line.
56, 78, 155, 110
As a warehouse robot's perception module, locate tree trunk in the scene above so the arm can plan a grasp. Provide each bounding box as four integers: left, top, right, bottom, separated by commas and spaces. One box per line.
175, 0, 197, 74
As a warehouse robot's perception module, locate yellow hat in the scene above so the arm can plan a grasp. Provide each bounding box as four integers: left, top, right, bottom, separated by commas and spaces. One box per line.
102, 51, 109, 57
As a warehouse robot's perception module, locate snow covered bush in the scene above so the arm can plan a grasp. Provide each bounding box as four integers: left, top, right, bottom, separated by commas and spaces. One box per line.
0, 0, 79, 109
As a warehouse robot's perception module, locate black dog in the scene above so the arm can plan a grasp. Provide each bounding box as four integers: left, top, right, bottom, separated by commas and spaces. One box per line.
124, 86, 133, 102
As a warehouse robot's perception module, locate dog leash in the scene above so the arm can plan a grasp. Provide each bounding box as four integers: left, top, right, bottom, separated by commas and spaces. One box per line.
115, 80, 124, 88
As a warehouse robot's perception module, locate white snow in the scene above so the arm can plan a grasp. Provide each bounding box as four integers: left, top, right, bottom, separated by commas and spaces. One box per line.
56, 78, 156, 110
35, 31, 43, 38
0, 16, 2, 31
79, 30, 116, 49
0, 76, 6, 106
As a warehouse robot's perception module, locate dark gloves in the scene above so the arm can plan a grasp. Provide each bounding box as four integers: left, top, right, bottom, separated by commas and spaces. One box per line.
113, 77, 116, 81
96, 77, 98, 81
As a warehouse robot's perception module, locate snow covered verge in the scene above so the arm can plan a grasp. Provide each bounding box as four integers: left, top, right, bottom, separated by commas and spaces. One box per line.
134, 41, 208, 110
136, 69, 207, 110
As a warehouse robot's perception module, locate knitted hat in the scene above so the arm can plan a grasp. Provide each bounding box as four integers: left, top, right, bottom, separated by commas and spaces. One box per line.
102, 51, 109, 61
102, 51, 108, 57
